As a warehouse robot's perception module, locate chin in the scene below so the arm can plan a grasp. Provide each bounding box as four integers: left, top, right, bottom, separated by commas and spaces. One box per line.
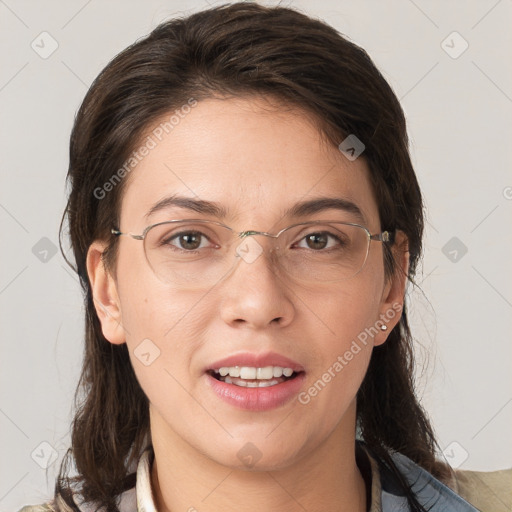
203, 435, 308, 472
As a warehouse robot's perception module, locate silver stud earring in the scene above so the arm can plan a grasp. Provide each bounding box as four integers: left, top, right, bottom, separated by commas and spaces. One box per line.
380, 324, 388, 331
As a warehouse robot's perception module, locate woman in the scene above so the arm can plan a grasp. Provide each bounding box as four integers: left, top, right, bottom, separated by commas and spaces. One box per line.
19, 3, 510, 512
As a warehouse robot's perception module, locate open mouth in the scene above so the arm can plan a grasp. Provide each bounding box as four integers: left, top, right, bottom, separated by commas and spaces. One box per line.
207, 366, 302, 388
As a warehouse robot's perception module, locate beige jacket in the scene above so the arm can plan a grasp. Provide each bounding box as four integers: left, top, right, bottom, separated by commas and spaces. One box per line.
445, 466, 512, 512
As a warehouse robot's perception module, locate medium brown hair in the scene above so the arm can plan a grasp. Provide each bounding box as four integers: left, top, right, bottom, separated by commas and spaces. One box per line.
57, 3, 450, 511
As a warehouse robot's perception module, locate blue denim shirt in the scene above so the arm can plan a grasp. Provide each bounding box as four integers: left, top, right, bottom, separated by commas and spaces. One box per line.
373, 447, 481, 511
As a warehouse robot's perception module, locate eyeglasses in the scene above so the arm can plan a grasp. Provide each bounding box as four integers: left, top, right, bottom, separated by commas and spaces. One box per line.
111, 219, 394, 288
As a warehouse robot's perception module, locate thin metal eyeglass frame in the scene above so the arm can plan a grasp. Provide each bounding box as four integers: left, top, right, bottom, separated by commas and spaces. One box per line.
111, 218, 394, 273
111, 218, 394, 244
111, 219, 395, 282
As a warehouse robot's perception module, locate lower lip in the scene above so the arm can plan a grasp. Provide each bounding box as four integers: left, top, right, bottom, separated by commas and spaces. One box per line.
205, 372, 306, 411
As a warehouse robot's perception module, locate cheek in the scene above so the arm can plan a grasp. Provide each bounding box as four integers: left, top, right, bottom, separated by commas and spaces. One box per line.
116, 240, 208, 347
116, 275, 213, 402
298, 280, 383, 415
312, 275, 384, 347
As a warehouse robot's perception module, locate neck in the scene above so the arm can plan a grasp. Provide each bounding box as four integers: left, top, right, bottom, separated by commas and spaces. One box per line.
149, 402, 367, 512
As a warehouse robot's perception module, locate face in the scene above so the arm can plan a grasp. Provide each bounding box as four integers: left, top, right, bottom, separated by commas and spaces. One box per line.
88, 95, 407, 471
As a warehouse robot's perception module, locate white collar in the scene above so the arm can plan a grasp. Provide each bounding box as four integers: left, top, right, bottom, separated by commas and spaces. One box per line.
136, 448, 158, 512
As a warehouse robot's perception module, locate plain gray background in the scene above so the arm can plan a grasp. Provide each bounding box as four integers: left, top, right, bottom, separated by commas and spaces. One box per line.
1, 0, 511, 509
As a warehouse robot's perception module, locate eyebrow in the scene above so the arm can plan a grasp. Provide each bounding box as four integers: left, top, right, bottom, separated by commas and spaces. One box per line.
286, 196, 365, 224
145, 194, 366, 224
145, 195, 228, 220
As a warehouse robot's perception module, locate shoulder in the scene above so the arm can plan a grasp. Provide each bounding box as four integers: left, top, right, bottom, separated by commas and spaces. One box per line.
17, 505, 55, 512
449, 467, 512, 512
389, 450, 512, 512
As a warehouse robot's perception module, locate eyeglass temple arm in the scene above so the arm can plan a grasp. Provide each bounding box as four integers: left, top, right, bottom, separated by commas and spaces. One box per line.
111, 228, 144, 240
370, 231, 395, 243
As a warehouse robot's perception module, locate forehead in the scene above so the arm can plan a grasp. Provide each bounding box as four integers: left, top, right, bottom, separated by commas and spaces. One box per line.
119, 96, 380, 230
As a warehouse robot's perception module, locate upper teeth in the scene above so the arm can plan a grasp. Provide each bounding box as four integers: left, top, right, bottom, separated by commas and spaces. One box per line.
214, 366, 294, 379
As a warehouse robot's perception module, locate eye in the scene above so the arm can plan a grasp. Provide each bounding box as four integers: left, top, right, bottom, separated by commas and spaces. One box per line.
162, 230, 214, 251
294, 231, 346, 251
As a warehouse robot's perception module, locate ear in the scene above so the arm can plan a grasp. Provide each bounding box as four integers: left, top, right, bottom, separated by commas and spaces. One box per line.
86, 241, 126, 345
373, 230, 410, 346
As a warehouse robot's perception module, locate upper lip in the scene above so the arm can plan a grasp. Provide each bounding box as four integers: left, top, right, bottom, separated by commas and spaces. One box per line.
206, 351, 305, 373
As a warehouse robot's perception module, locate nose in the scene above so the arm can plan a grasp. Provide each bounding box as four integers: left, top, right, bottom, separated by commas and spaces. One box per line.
219, 236, 295, 329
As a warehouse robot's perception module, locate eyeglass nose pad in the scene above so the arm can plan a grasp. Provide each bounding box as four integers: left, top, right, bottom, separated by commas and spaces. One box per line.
234, 231, 282, 267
